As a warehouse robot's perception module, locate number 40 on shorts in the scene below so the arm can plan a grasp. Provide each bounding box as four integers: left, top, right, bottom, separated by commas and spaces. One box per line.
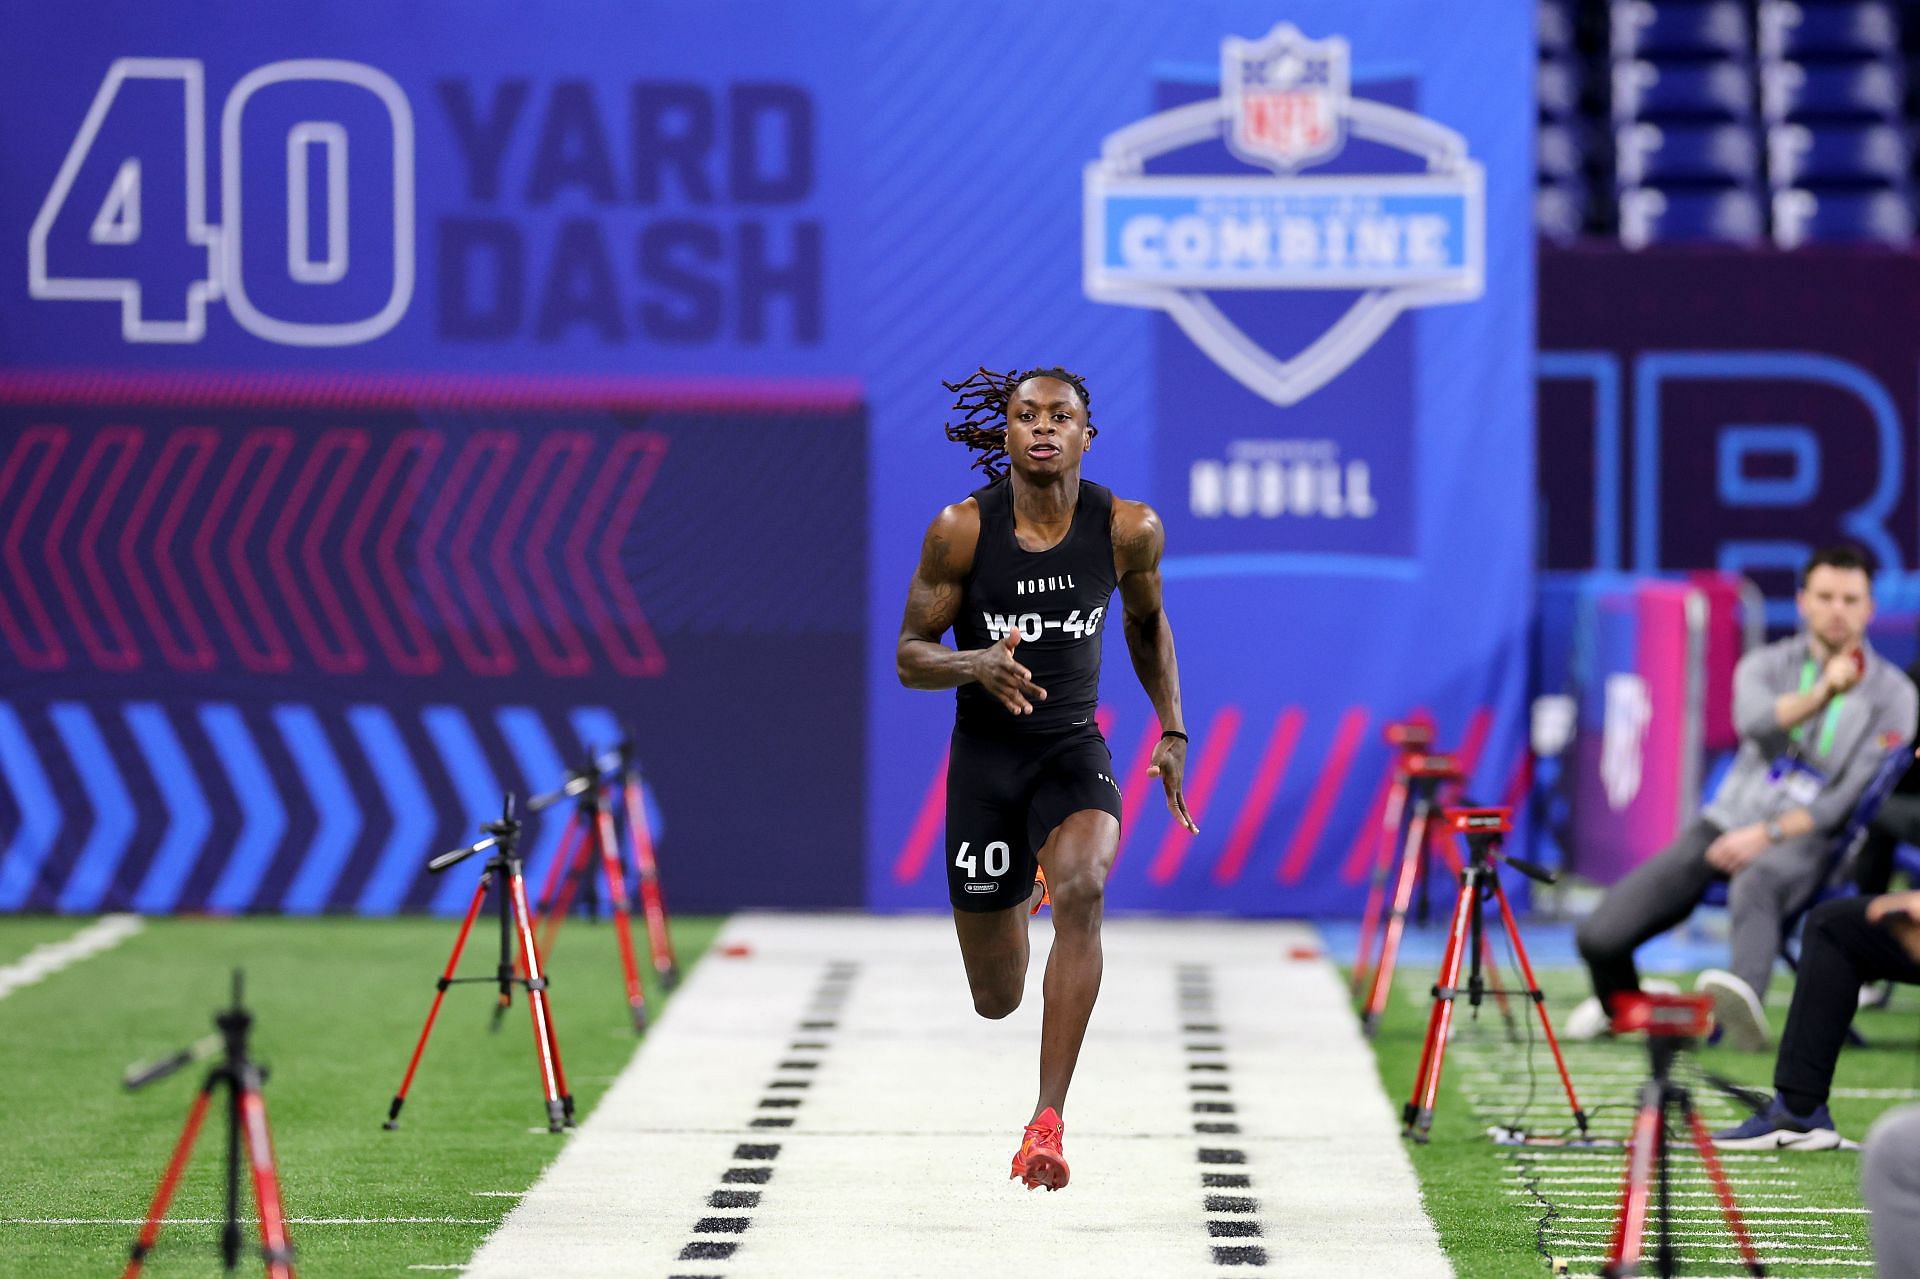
955, 841, 1011, 878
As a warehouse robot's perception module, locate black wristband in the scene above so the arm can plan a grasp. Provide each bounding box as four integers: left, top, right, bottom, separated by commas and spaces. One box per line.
1160, 729, 1188, 743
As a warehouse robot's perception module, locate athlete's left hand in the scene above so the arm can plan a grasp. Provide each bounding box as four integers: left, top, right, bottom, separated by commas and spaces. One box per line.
1147, 737, 1198, 834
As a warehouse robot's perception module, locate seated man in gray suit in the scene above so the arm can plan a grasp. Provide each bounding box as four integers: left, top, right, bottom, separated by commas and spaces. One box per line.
1568, 545, 1917, 1050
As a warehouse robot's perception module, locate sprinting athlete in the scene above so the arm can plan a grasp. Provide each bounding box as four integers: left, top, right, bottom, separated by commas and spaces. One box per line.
896, 365, 1197, 1191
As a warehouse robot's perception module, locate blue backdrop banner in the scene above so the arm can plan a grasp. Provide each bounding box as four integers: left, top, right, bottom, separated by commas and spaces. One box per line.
0, 0, 1533, 915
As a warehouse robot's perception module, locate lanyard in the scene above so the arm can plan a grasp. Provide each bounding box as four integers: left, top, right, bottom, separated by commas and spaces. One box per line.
1793, 658, 1847, 759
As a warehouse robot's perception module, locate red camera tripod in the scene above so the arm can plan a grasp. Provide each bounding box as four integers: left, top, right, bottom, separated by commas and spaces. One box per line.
1601, 993, 1764, 1278
1402, 808, 1587, 1145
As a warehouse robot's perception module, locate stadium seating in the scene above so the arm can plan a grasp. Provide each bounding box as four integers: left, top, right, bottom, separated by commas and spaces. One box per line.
1543, 0, 1920, 246
1772, 186, 1915, 245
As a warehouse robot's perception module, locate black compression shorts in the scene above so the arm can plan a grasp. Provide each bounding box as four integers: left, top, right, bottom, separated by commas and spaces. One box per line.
944, 723, 1123, 913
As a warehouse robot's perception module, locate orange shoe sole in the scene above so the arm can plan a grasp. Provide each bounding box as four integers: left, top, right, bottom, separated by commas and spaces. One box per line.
1017, 1149, 1069, 1191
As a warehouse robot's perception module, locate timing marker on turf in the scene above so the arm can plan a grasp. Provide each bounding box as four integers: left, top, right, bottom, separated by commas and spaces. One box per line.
1178, 966, 1269, 1268
668, 960, 859, 1267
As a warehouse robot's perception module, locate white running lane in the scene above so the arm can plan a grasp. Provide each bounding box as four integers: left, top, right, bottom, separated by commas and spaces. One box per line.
462, 913, 1449, 1278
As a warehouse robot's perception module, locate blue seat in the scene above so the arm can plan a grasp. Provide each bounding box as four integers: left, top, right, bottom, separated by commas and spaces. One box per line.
1618, 185, 1765, 246
1539, 180, 1590, 242
1700, 742, 1916, 965
1613, 1, 1752, 60
1767, 122, 1910, 187
1541, 0, 1578, 57
1539, 121, 1590, 182
1773, 186, 1915, 245
1540, 56, 1586, 118
1616, 122, 1761, 185
1614, 60, 1755, 124
1762, 58, 1905, 121
1759, 1, 1899, 62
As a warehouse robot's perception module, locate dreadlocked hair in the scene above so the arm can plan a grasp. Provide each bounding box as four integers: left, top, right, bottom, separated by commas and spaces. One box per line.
941, 365, 1094, 480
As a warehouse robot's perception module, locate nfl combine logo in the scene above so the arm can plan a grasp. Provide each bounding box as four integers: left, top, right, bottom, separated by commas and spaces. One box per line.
1083, 24, 1485, 406
1224, 25, 1348, 172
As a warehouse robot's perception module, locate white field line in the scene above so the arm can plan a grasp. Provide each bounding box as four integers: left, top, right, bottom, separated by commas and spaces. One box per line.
0, 1217, 495, 1225
1542, 1207, 1871, 1218
469, 1192, 524, 1198
1505, 1187, 1806, 1200
1559, 1257, 1870, 1268
0, 915, 142, 1000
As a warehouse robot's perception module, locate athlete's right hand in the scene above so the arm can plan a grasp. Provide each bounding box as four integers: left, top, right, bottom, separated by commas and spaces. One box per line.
972, 631, 1047, 715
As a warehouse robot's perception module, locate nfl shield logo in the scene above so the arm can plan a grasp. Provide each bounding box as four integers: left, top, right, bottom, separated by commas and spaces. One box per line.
1223, 24, 1349, 172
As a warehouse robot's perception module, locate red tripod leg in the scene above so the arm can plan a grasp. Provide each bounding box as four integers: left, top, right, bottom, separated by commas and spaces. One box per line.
623, 775, 680, 988
1491, 877, 1589, 1133
123, 1084, 214, 1279
385, 876, 491, 1129
1364, 800, 1432, 1033
240, 1087, 296, 1279
1352, 771, 1410, 1000
1605, 1097, 1662, 1278
534, 816, 581, 921
539, 826, 594, 956
594, 798, 649, 1033
1404, 870, 1475, 1141
1687, 1107, 1765, 1276
509, 865, 573, 1131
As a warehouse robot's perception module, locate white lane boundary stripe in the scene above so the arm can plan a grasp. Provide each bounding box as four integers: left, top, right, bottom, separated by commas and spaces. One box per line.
0, 1217, 494, 1225
0, 914, 143, 1001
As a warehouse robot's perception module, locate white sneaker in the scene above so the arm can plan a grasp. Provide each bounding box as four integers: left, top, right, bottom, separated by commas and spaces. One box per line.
1563, 978, 1682, 1040
1563, 995, 1610, 1040
1698, 969, 1771, 1052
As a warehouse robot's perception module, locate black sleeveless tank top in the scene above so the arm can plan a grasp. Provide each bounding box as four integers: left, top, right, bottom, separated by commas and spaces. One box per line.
952, 477, 1118, 735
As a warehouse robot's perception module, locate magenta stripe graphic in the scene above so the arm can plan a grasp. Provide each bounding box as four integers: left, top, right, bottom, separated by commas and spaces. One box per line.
1212, 707, 1304, 886
1276, 707, 1370, 885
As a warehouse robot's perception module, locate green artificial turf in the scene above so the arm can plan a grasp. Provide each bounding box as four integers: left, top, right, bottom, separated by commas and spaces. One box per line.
1358, 961, 1920, 1278
0, 912, 723, 1279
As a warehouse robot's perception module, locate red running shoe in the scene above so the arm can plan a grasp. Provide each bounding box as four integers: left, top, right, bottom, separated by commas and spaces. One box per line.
1030, 868, 1051, 917
1010, 1107, 1069, 1190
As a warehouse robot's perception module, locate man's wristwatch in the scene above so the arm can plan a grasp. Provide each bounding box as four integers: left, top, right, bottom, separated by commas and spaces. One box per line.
1764, 819, 1785, 844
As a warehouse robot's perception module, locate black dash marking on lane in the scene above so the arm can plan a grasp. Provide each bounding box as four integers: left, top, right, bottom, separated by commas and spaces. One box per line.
1181, 968, 1268, 1268
673, 962, 859, 1273
1208, 1221, 1263, 1238
1205, 1195, 1258, 1213
1212, 1246, 1269, 1266
678, 1241, 737, 1261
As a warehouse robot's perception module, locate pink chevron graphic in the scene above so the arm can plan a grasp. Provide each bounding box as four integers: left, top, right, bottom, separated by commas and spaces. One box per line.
1338, 709, 1435, 885
120, 428, 218, 671
1146, 705, 1242, 886
490, 432, 593, 676
568, 433, 668, 677
1212, 707, 1304, 886
193, 429, 294, 671
1276, 706, 1371, 884
890, 743, 952, 884
1455, 706, 1494, 782
57, 427, 146, 670
0, 426, 69, 669
342, 430, 442, 674
268, 429, 368, 673
1109, 717, 1168, 870
420, 433, 519, 676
